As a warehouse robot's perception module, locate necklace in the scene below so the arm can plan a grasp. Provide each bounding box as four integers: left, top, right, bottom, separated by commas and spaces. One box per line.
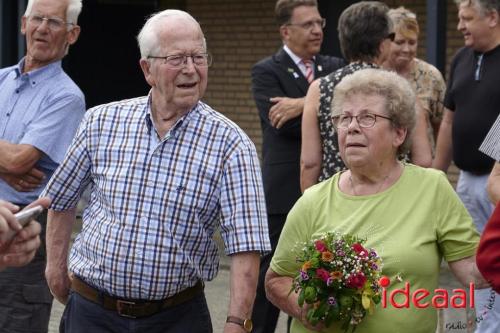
349, 173, 390, 196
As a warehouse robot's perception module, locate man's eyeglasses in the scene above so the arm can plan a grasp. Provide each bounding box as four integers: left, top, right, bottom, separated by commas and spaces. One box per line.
286, 18, 326, 30
27, 14, 74, 31
331, 113, 392, 130
147, 53, 212, 68
386, 32, 396, 42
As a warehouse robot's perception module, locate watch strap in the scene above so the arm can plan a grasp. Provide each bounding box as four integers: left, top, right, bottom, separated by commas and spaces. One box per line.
226, 316, 252, 332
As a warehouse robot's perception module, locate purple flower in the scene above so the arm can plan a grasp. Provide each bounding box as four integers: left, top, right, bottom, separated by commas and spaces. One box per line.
328, 296, 337, 306
369, 250, 378, 258
300, 271, 309, 281
326, 277, 334, 286
336, 250, 345, 257
371, 263, 378, 270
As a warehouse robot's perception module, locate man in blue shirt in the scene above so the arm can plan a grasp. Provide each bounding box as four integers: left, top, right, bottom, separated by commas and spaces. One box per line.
0, 0, 85, 331
43, 9, 270, 333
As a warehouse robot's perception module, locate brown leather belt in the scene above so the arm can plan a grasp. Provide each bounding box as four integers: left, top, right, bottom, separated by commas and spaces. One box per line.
71, 276, 204, 318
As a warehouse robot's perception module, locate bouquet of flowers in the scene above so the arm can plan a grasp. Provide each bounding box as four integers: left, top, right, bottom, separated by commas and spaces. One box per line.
290, 232, 383, 332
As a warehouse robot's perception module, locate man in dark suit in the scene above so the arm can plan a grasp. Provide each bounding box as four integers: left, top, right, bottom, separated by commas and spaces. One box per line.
251, 0, 344, 331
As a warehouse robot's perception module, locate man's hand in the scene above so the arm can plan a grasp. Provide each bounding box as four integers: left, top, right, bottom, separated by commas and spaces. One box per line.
269, 97, 305, 129
0, 167, 46, 192
0, 220, 41, 269
0, 197, 50, 270
45, 208, 77, 305
46, 265, 72, 305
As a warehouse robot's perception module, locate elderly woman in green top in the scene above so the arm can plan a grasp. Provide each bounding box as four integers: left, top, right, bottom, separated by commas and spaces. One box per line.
265, 69, 488, 333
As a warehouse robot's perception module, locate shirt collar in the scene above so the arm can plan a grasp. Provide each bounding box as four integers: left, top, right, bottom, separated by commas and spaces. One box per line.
13, 58, 63, 87
143, 92, 200, 136
283, 45, 315, 66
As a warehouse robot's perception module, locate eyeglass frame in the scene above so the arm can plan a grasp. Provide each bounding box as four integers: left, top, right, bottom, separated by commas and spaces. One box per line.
331, 113, 393, 130
26, 14, 75, 31
285, 18, 326, 30
147, 53, 212, 68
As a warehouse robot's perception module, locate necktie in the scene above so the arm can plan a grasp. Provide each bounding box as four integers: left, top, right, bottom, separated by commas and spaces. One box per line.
303, 59, 313, 83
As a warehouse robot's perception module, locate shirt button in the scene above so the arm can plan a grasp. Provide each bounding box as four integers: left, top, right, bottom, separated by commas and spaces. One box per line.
15, 89, 19, 93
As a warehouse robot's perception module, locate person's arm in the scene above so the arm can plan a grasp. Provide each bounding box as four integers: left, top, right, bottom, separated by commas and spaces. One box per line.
487, 162, 500, 205
224, 251, 260, 333
448, 255, 489, 289
410, 100, 433, 167
0, 141, 42, 175
300, 80, 323, 192
432, 108, 454, 171
251, 62, 302, 136
45, 208, 76, 305
265, 268, 323, 332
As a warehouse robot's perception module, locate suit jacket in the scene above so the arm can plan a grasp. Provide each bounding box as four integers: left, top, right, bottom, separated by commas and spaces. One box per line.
252, 48, 345, 214
477, 202, 500, 293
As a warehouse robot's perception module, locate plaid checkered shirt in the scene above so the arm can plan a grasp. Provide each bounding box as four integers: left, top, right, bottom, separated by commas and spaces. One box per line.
42, 96, 271, 300
480, 114, 500, 161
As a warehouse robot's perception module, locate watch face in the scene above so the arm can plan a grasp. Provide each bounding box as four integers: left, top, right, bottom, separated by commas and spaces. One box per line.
243, 319, 253, 331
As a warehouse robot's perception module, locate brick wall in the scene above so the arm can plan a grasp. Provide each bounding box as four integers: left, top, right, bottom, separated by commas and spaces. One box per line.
188, 0, 282, 154
188, 0, 463, 182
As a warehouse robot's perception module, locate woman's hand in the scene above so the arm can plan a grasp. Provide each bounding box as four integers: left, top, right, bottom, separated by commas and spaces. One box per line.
265, 268, 326, 332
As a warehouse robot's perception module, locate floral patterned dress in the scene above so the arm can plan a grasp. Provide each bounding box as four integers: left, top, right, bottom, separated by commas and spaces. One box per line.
317, 62, 379, 182
406, 58, 446, 151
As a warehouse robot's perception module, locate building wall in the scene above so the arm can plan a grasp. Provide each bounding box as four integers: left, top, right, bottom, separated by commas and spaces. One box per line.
188, 0, 463, 181
187, 0, 281, 152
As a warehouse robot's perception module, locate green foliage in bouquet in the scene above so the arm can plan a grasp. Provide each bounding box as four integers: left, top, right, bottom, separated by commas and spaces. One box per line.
290, 232, 383, 332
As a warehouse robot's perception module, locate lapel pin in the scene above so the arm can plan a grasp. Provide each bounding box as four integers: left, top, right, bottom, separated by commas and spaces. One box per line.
293, 72, 299, 79
318, 65, 323, 72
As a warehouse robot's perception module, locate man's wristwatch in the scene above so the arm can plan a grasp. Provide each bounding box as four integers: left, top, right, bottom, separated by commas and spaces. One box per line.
226, 316, 253, 332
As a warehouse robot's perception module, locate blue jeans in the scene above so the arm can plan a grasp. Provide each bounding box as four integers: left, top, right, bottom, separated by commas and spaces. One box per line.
60, 291, 213, 333
456, 171, 500, 333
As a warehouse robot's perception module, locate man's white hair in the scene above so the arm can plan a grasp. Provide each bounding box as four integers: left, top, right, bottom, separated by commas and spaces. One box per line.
137, 9, 206, 59
24, 0, 82, 25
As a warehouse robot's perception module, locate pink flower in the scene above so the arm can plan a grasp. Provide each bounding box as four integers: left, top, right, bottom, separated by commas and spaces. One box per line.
315, 240, 327, 252
316, 268, 330, 282
352, 243, 368, 258
346, 272, 367, 289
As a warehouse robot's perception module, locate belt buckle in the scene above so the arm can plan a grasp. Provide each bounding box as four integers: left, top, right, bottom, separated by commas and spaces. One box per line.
116, 299, 137, 318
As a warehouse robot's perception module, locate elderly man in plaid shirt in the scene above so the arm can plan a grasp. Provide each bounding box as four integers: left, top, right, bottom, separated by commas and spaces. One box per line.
42, 9, 271, 333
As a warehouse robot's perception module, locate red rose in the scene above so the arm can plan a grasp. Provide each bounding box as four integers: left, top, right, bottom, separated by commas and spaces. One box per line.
346, 272, 367, 289
315, 240, 327, 252
316, 268, 330, 282
352, 243, 368, 258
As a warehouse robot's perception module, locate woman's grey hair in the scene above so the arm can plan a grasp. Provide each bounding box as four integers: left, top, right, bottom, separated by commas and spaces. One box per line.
338, 1, 392, 62
137, 9, 206, 60
455, 0, 500, 16
331, 68, 416, 155
24, 0, 82, 26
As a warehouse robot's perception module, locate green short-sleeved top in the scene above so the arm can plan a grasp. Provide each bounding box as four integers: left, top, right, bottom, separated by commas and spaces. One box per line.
271, 164, 479, 333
